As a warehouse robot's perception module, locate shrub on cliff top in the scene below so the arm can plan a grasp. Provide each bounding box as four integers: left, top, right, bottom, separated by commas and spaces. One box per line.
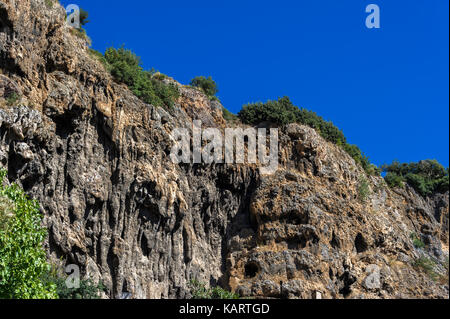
382, 160, 449, 197
190, 76, 218, 97
0, 169, 57, 299
103, 47, 179, 108
238, 97, 377, 174
42, 266, 106, 300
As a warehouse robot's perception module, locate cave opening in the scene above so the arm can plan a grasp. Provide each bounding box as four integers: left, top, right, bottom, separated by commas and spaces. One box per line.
354, 233, 368, 253
244, 262, 260, 278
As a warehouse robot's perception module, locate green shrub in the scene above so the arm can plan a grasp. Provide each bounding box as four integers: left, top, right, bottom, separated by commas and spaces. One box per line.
0, 169, 58, 299
42, 267, 105, 299
384, 172, 404, 188
79, 9, 90, 27
55, 278, 104, 299
222, 107, 238, 123
88, 49, 111, 71
45, 0, 56, 9
413, 257, 439, 281
238, 96, 298, 127
189, 280, 239, 299
238, 97, 377, 175
152, 72, 168, 81
5, 92, 20, 107
410, 233, 425, 249
382, 160, 449, 197
343, 143, 371, 172
70, 28, 91, 45
103, 47, 179, 108
357, 175, 371, 202
190, 76, 218, 97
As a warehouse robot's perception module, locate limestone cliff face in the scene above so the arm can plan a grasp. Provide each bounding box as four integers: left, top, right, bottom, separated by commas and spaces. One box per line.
0, 0, 448, 299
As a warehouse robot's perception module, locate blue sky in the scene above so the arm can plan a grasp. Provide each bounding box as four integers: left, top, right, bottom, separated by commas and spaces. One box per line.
61, 0, 449, 167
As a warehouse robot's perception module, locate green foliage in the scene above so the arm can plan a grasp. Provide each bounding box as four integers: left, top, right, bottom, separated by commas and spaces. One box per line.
189, 280, 239, 299
0, 169, 58, 299
79, 9, 90, 27
88, 49, 111, 71
238, 97, 377, 174
70, 28, 91, 45
5, 92, 20, 107
413, 257, 439, 282
44, 0, 55, 9
382, 160, 449, 197
103, 47, 179, 108
42, 267, 105, 299
190, 76, 218, 97
384, 172, 404, 188
443, 258, 449, 285
357, 175, 371, 202
152, 72, 168, 81
222, 107, 238, 123
410, 233, 425, 249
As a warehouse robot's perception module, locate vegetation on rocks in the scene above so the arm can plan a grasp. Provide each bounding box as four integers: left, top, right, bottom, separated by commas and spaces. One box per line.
0, 169, 58, 299
412, 257, 440, 282
5, 92, 20, 107
42, 266, 105, 299
382, 160, 449, 197
190, 76, 218, 98
102, 47, 180, 108
189, 280, 239, 299
222, 106, 239, 123
238, 97, 379, 175
410, 233, 426, 249
357, 175, 371, 202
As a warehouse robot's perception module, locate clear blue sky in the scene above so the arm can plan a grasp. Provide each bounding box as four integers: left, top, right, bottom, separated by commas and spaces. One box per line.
61, 0, 449, 167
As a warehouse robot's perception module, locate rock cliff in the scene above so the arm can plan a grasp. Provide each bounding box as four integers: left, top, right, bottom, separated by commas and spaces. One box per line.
0, 0, 448, 299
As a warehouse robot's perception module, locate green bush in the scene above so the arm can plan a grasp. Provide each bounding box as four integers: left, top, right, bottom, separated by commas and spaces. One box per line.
103, 47, 179, 108
222, 107, 238, 123
88, 49, 111, 71
190, 76, 218, 97
384, 172, 404, 188
357, 175, 371, 202
5, 92, 20, 107
42, 267, 105, 299
382, 160, 449, 197
45, 0, 53, 9
0, 169, 58, 299
410, 233, 425, 249
79, 9, 90, 27
413, 257, 439, 281
238, 97, 377, 174
189, 280, 239, 299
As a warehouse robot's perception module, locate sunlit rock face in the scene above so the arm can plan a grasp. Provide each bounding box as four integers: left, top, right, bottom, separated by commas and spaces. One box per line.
0, 0, 448, 299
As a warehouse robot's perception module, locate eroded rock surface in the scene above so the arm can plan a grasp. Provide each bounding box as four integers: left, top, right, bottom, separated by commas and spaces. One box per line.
0, 0, 448, 299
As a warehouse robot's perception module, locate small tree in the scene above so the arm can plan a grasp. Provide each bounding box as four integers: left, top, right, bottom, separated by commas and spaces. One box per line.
190, 76, 218, 97
104, 46, 179, 108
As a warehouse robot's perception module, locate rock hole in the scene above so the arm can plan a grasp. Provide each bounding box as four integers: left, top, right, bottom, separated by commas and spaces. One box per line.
244, 262, 259, 278
355, 233, 368, 253
330, 232, 340, 249
140, 233, 150, 257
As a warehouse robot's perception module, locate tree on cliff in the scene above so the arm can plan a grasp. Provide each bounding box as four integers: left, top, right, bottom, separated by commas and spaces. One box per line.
80, 9, 90, 27
190, 76, 218, 97
0, 169, 57, 299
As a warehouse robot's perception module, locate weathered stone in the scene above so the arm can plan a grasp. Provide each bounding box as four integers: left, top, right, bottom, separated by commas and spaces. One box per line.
0, 0, 448, 300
